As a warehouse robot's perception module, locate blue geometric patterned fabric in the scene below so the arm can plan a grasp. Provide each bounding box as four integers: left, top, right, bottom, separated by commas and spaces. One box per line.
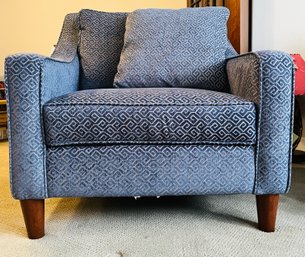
47, 145, 255, 197
79, 9, 127, 90
4, 14, 80, 200
227, 51, 294, 194
4, 9, 294, 201
44, 88, 256, 146
114, 7, 237, 91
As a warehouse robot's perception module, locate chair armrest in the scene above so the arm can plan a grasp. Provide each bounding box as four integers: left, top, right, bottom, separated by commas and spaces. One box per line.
226, 51, 294, 194
5, 54, 79, 200
4, 13, 79, 200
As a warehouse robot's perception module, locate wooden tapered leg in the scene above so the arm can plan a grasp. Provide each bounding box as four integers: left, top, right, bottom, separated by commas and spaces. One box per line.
20, 199, 45, 239
256, 194, 279, 232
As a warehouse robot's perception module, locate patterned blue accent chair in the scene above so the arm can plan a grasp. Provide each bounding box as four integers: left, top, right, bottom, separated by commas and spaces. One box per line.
4, 8, 294, 239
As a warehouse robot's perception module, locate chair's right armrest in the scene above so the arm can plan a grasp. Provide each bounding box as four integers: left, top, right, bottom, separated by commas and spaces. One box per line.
4, 13, 80, 200
5, 53, 79, 200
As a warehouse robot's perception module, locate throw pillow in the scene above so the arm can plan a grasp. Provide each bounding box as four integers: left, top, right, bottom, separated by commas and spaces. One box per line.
114, 7, 236, 91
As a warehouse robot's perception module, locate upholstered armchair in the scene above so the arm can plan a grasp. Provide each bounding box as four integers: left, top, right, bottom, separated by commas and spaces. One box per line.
5, 8, 294, 239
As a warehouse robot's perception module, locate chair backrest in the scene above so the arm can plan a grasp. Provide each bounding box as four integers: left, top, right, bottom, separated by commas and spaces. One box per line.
78, 9, 128, 90
76, 8, 236, 91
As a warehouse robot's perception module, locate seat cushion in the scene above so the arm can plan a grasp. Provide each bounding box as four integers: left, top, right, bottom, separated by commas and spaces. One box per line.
79, 9, 127, 90
43, 88, 256, 147
114, 7, 236, 91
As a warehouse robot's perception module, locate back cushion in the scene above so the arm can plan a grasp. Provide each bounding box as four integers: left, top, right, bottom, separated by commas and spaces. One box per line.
114, 7, 236, 91
79, 9, 127, 89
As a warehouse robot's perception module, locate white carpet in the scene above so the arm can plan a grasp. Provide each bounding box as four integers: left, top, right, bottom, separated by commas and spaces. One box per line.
1, 141, 305, 257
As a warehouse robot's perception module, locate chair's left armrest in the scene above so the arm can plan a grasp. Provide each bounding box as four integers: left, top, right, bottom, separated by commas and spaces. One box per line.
226, 51, 294, 194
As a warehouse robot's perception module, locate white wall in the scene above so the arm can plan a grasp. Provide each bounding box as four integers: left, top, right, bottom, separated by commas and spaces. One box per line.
252, 0, 305, 56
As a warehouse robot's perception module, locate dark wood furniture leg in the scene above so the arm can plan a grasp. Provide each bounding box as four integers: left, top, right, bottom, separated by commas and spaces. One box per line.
256, 194, 279, 232
20, 199, 45, 239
